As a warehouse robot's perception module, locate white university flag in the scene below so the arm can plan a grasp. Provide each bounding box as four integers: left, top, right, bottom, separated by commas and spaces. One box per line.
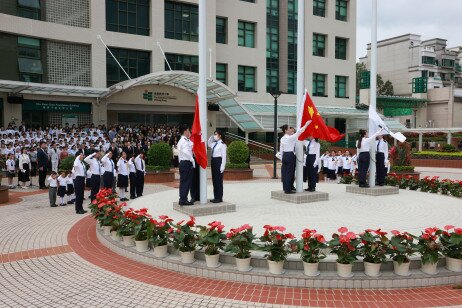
368, 107, 407, 143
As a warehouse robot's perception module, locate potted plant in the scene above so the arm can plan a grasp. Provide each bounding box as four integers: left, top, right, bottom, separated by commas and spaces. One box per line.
389, 142, 419, 180
290, 228, 327, 276
359, 229, 388, 276
417, 227, 442, 274
171, 216, 198, 264
385, 173, 399, 187
440, 179, 453, 195
109, 204, 125, 242
259, 225, 294, 275
450, 181, 462, 198
124, 207, 153, 252
225, 224, 257, 272
329, 227, 361, 278
420, 176, 440, 193
439, 225, 462, 272
197, 221, 226, 268
387, 230, 417, 276
89, 188, 118, 233
151, 215, 174, 258
145, 143, 175, 183
224, 141, 253, 180
117, 215, 135, 247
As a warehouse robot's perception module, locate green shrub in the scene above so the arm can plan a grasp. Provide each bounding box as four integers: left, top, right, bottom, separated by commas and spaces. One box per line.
59, 156, 75, 172
390, 166, 415, 172
227, 141, 249, 165
147, 143, 172, 169
226, 163, 249, 169
442, 144, 457, 152
412, 151, 462, 160
319, 140, 331, 154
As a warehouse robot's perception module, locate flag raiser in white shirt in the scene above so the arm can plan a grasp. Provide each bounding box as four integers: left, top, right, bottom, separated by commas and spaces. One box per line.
207, 136, 227, 172
177, 136, 195, 167
376, 139, 389, 163
302, 140, 320, 167
356, 129, 383, 153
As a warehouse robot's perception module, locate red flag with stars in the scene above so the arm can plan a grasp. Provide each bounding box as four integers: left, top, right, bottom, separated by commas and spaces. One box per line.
298, 91, 345, 142
191, 95, 208, 169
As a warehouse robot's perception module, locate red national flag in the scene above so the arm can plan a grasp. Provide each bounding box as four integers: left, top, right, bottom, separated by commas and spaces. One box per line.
191, 95, 208, 169
298, 91, 345, 142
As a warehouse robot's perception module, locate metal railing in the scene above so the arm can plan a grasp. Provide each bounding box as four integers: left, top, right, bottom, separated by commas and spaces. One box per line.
226, 132, 274, 152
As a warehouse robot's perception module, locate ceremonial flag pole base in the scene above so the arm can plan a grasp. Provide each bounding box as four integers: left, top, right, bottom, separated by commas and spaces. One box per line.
270, 191, 329, 204
173, 201, 236, 217
346, 185, 399, 196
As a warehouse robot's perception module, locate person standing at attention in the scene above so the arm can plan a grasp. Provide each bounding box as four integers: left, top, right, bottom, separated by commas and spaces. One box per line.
84, 151, 102, 201
177, 126, 195, 206
376, 135, 388, 186
73, 153, 88, 214
37, 141, 48, 189
117, 152, 129, 201
47, 171, 58, 207
207, 130, 227, 203
279, 121, 310, 194
356, 128, 384, 188
6, 153, 16, 189
18, 147, 31, 188
134, 152, 146, 198
303, 136, 320, 192
101, 151, 115, 190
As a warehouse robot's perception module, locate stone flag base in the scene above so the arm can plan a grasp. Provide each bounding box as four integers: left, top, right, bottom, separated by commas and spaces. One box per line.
346, 185, 399, 196
173, 201, 236, 217
271, 191, 329, 204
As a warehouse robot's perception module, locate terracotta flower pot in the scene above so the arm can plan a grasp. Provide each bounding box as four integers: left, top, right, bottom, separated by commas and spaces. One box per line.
235, 257, 252, 272
336, 262, 353, 278
303, 261, 320, 277
393, 260, 411, 276
205, 254, 221, 268
421, 260, 438, 275
446, 257, 462, 272
102, 226, 112, 236
122, 235, 135, 247
153, 245, 168, 258
267, 259, 285, 275
135, 240, 149, 252
180, 251, 195, 264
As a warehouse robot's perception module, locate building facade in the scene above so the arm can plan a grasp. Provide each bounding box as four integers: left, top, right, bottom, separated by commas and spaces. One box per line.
0, 0, 360, 139
359, 34, 462, 128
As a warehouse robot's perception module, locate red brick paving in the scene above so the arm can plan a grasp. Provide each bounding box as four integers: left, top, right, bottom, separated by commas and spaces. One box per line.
68, 216, 462, 307
0, 189, 47, 206
0, 245, 72, 263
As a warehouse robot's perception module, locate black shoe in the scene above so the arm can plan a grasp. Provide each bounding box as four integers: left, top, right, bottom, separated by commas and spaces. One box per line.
284, 191, 295, 194
364, 184, 370, 188
76, 210, 88, 214
179, 201, 193, 206
50, 204, 58, 207
291, 187, 296, 191
210, 199, 223, 203
60, 203, 66, 206
190, 198, 197, 203
379, 184, 385, 186
130, 196, 136, 199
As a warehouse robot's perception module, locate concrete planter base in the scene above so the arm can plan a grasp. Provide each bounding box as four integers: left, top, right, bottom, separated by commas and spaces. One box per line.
145, 170, 175, 183
223, 169, 254, 181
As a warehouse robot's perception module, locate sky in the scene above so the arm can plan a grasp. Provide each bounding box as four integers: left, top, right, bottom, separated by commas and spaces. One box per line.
356, 0, 462, 60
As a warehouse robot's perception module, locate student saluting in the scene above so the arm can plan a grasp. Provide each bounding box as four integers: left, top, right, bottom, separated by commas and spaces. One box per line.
356, 128, 384, 188
101, 151, 115, 190
84, 151, 102, 201
207, 130, 227, 203
303, 136, 320, 192
73, 153, 88, 214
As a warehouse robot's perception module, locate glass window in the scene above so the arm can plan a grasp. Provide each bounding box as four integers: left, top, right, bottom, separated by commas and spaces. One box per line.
313, 73, 327, 97
106, 47, 151, 87
164, 1, 198, 42
313, 0, 326, 17
18, 58, 43, 74
106, 0, 150, 36
18, 36, 42, 82
17, 0, 41, 20
336, 0, 348, 21
238, 21, 255, 48
442, 59, 455, 68
313, 33, 326, 57
238, 66, 256, 92
18, 0, 40, 9
216, 17, 227, 44
287, 0, 297, 94
216, 63, 227, 85
165, 53, 199, 73
266, 0, 279, 92
422, 56, 436, 65
335, 76, 347, 98
335, 37, 347, 60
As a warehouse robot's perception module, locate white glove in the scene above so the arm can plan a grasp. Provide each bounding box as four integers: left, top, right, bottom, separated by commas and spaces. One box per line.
313, 163, 317, 168
21, 169, 25, 173
220, 166, 225, 173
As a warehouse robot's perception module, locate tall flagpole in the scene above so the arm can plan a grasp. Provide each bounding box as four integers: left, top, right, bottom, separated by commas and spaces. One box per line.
368, 0, 378, 187
295, 0, 305, 193
198, 0, 208, 204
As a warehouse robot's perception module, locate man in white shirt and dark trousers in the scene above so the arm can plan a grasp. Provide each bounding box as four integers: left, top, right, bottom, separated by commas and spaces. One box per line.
303, 136, 320, 192
84, 151, 102, 201
73, 153, 88, 214
356, 128, 383, 188
177, 126, 195, 206
101, 151, 115, 190
375, 135, 388, 186
207, 130, 227, 203
128, 157, 137, 199
134, 153, 146, 198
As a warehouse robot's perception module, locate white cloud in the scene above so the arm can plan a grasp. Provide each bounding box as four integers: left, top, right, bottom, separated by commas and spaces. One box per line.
356, 0, 462, 60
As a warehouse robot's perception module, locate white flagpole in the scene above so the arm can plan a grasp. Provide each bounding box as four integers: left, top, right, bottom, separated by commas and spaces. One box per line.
156, 42, 172, 71
198, 0, 208, 204
295, 0, 305, 193
97, 35, 131, 80
368, 0, 378, 187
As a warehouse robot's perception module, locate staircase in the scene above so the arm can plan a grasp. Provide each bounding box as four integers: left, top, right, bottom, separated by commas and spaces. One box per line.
226, 132, 275, 165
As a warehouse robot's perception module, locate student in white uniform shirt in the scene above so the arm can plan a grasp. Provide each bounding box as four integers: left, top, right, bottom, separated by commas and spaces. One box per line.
6, 153, 16, 189
84, 151, 102, 201
101, 151, 115, 190
128, 157, 137, 199
302, 136, 320, 192
207, 130, 227, 203
327, 151, 338, 182
356, 128, 384, 188
57, 172, 68, 206
342, 151, 352, 175
134, 152, 146, 198
279, 121, 310, 194
336, 151, 344, 177
73, 153, 88, 214
66, 173, 75, 204
177, 126, 195, 206
375, 135, 389, 186
351, 153, 358, 175
48, 172, 58, 207
117, 152, 129, 201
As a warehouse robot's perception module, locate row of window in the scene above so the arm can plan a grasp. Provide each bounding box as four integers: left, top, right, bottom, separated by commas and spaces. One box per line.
313, 74, 349, 98
314, 0, 349, 21
313, 34, 349, 60
422, 56, 457, 68
18, 36, 43, 83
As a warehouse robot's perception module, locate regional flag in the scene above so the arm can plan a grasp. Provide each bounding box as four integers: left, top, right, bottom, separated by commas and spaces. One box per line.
191, 95, 208, 169
298, 90, 345, 142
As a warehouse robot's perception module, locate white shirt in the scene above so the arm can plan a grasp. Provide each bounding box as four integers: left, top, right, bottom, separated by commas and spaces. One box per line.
84, 153, 102, 176
19, 154, 31, 170
376, 139, 389, 162
101, 153, 115, 174
303, 140, 320, 167
207, 137, 227, 172
6, 159, 15, 172
57, 175, 67, 187
343, 156, 352, 169
48, 148, 60, 162
356, 130, 383, 153
73, 157, 86, 177
117, 158, 129, 176
336, 156, 344, 167
321, 154, 330, 168
128, 159, 136, 173
48, 176, 58, 187
134, 155, 145, 172
328, 156, 337, 170
66, 176, 74, 186
177, 136, 195, 166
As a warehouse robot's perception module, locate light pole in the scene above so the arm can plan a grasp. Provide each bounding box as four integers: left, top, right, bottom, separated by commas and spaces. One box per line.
270, 90, 283, 179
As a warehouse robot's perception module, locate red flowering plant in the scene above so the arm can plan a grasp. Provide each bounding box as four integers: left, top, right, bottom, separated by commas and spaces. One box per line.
124, 208, 153, 241
439, 225, 462, 260
450, 181, 462, 198
329, 227, 362, 265
259, 225, 295, 262
89, 188, 119, 226
290, 228, 327, 263
171, 216, 198, 252
150, 215, 174, 247
224, 224, 257, 259
416, 227, 442, 265
116, 215, 135, 237
197, 221, 227, 255
440, 179, 453, 195
387, 230, 418, 265
359, 229, 389, 264
420, 176, 440, 193
385, 173, 399, 187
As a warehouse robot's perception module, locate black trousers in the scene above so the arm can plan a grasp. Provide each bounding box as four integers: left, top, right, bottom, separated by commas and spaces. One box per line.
281, 152, 295, 193
343, 168, 351, 175
376, 152, 386, 185
74, 176, 85, 213
306, 154, 317, 190
90, 174, 100, 201
211, 157, 223, 201
136, 170, 144, 197
358, 152, 370, 185
190, 160, 200, 200
179, 161, 193, 203
129, 172, 137, 198
102, 171, 113, 189
39, 166, 47, 188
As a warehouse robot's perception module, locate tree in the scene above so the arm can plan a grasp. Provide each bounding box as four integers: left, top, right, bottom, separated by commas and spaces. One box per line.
356, 62, 394, 97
